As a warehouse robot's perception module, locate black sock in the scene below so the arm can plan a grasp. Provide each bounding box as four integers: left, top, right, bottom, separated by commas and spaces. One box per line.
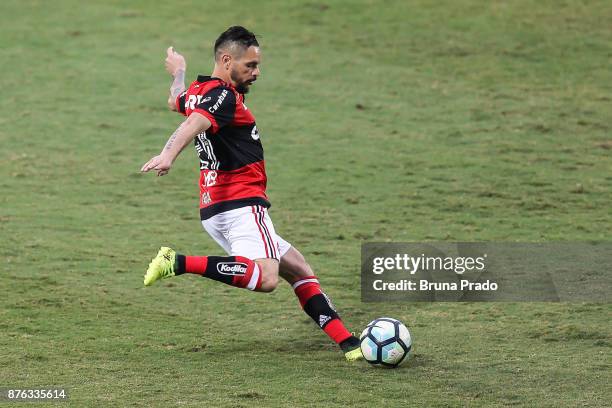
303, 294, 340, 329
339, 335, 360, 351
175, 254, 186, 275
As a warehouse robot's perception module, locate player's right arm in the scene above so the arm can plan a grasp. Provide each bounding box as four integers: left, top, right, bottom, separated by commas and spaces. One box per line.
140, 112, 211, 176
142, 83, 235, 176
165, 46, 186, 112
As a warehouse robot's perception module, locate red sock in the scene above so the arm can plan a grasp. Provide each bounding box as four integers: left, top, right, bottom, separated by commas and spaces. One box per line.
293, 276, 352, 344
185, 255, 208, 274
178, 254, 262, 291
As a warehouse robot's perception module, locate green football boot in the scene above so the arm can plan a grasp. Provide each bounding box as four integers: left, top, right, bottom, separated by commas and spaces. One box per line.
340, 336, 364, 362
144, 247, 176, 286
344, 347, 364, 362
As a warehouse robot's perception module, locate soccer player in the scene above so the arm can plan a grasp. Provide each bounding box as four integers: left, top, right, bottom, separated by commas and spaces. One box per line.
140, 26, 362, 361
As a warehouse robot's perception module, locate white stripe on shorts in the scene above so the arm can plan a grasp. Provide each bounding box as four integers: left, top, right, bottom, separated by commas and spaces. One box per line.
252, 206, 272, 258
255, 206, 277, 259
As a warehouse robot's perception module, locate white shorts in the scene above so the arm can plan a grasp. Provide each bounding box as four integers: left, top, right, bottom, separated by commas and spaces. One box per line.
201, 205, 291, 261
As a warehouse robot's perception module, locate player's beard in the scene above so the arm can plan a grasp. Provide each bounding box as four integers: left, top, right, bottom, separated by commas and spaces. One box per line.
231, 69, 251, 94
235, 82, 250, 94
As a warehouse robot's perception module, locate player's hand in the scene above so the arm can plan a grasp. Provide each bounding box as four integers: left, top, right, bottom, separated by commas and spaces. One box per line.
141, 154, 173, 176
165, 46, 186, 76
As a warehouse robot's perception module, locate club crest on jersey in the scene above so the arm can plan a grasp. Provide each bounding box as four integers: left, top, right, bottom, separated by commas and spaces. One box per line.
217, 262, 248, 276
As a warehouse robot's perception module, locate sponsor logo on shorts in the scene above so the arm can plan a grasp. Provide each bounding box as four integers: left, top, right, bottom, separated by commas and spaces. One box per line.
217, 262, 248, 276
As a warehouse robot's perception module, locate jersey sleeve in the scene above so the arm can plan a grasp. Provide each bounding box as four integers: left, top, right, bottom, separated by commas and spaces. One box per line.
175, 91, 187, 116
192, 87, 236, 133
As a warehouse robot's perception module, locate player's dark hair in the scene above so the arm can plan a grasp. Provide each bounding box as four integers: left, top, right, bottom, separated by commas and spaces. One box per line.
214, 26, 259, 60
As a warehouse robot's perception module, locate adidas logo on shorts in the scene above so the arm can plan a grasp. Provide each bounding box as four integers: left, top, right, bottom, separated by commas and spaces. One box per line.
217, 262, 248, 276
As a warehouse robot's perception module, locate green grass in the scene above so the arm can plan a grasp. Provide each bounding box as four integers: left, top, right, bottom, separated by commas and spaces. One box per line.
1, 0, 611, 406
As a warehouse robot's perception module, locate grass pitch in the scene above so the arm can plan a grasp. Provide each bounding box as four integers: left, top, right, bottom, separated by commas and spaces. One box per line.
1, 0, 611, 406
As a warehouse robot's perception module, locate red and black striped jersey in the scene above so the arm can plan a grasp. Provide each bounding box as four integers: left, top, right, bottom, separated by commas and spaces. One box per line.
175, 75, 269, 220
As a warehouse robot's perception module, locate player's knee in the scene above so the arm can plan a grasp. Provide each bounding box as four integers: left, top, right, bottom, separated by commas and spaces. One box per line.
256, 259, 279, 292
259, 273, 278, 292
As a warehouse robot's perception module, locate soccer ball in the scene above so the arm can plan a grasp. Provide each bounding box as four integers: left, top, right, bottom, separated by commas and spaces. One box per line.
360, 317, 412, 367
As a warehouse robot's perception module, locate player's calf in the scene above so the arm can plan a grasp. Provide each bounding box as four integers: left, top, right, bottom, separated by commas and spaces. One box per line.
280, 247, 361, 360
279, 246, 313, 285
175, 253, 279, 293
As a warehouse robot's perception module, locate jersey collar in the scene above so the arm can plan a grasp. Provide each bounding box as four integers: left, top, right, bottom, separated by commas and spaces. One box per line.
197, 75, 228, 85
196, 75, 241, 95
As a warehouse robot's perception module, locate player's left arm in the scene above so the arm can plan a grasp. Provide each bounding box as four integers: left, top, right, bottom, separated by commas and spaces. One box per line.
140, 112, 211, 176
165, 46, 187, 112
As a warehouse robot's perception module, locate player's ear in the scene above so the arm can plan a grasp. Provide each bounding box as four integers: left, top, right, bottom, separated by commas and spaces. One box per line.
222, 54, 231, 70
